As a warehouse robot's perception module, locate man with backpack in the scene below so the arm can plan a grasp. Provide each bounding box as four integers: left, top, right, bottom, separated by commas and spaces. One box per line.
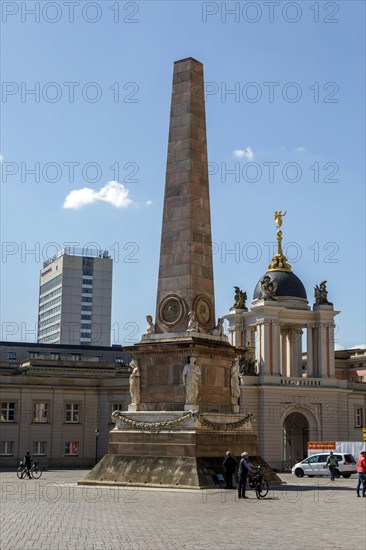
326, 451, 339, 481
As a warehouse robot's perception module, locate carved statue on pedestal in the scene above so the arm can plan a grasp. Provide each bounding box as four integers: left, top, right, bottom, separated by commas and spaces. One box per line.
230, 358, 241, 406
129, 359, 141, 406
182, 356, 201, 406
145, 315, 156, 334
187, 311, 202, 333
212, 317, 224, 336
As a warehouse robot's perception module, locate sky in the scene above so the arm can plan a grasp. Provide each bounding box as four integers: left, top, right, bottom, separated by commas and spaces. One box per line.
1, 0, 365, 349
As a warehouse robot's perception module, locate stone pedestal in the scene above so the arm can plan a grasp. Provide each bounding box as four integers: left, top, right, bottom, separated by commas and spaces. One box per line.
82, 410, 264, 488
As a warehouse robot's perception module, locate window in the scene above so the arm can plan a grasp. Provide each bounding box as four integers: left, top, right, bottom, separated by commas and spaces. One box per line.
81, 288, 93, 294
33, 441, 47, 456
7, 352, 16, 360
0, 441, 14, 456
81, 315, 92, 320
308, 456, 319, 463
64, 441, 79, 456
82, 279, 93, 286
39, 274, 62, 296
51, 353, 60, 360
1, 402, 16, 422
80, 332, 91, 338
33, 402, 49, 423
38, 324, 60, 337
65, 403, 80, 423
355, 407, 363, 428
81, 324, 92, 330
72, 354, 81, 361
359, 376, 364, 382
29, 352, 39, 359
81, 297, 92, 303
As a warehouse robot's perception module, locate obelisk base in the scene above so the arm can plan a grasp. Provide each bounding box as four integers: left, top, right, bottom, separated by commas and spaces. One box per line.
80, 411, 283, 487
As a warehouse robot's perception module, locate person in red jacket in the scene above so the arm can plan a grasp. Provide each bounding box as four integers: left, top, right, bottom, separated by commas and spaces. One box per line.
356, 451, 366, 497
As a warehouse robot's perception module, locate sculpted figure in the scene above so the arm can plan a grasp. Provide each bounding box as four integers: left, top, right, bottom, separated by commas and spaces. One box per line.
187, 310, 201, 333
238, 347, 257, 376
182, 356, 201, 405
232, 287, 247, 309
145, 314, 155, 334
274, 210, 287, 231
314, 280, 332, 305
129, 359, 141, 405
231, 358, 241, 406
260, 275, 277, 300
212, 317, 225, 336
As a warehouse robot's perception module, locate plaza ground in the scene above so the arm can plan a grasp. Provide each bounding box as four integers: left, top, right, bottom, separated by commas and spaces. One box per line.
0, 470, 365, 550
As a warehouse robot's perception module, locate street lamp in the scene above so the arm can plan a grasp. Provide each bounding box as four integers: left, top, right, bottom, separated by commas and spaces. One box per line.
94, 428, 100, 465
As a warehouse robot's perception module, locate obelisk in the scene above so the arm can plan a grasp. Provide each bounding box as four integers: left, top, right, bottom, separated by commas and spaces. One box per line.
81, 59, 261, 489
155, 58, 215, 334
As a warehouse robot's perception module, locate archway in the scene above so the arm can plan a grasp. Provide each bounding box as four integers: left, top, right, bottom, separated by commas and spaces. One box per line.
283, 412, 309, 469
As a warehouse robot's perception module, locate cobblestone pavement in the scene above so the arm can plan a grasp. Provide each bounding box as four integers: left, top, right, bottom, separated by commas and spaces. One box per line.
1, 470, 365, 550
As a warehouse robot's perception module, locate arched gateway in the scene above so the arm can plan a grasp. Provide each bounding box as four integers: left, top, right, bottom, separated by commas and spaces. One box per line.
283, 412, 309, 469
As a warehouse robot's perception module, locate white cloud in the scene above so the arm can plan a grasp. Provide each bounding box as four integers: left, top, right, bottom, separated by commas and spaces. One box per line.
63, 181, 134, 210
296, 146, 305, 153
233, 147, 254, 160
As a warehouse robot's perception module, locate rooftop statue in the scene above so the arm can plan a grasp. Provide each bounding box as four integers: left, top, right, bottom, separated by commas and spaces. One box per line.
274, 210, 287, 231
314, 280, 333, 306
232, 287, 247, 309
260, 275, 277, 300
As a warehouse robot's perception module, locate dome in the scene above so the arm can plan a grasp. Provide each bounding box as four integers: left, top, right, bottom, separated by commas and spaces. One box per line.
253, 270, 307, 301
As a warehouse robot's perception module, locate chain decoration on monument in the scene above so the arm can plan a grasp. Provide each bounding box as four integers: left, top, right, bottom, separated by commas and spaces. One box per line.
197, 413, 254, 431
111, 410, 198, 431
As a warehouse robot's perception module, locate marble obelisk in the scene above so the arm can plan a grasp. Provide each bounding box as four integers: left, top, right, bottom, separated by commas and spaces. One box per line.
155, 58, 215, 334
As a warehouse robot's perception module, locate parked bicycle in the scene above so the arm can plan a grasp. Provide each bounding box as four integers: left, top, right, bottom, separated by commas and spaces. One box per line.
17, 459, 42, 479
248, 465, 269, 499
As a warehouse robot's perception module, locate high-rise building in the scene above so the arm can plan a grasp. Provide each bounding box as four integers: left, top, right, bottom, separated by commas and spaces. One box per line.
37, 248, 112, 346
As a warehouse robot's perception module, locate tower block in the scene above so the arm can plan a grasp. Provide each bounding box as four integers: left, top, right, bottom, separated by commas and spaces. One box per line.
155, 58, 215, 334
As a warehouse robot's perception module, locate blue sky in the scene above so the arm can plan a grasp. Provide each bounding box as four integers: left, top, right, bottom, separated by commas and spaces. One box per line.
1, 0, 365, 348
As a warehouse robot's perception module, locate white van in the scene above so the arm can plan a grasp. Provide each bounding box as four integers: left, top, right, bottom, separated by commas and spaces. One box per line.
291, 453, 356, 478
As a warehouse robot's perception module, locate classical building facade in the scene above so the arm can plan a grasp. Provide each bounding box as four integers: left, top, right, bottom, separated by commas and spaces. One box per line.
0, 342, 130, 467
226, 213, 366, 470
38, 248, 112, 346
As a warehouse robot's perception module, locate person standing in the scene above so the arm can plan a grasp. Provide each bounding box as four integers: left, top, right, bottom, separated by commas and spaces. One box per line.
237, 452, 252, 499
356, 451, 366, 497
24, 451, 32, 479
223, 451, 237, 489
326, 451, 339, 481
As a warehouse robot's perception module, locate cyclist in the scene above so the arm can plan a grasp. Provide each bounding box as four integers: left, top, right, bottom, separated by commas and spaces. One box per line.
24, 451, 32, 479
